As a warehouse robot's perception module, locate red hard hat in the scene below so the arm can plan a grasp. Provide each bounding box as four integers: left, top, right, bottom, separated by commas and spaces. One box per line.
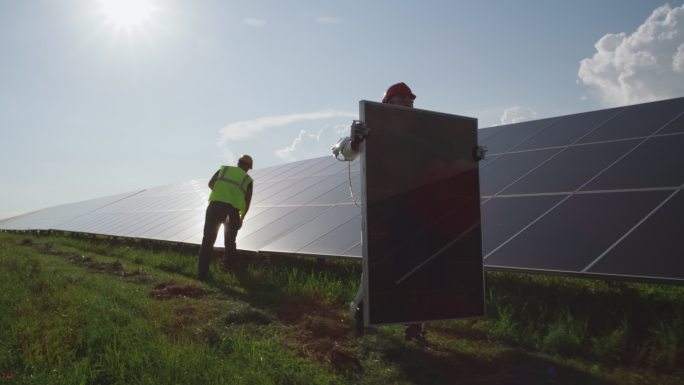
238, 154, 253, 169
382, 82, 416, 103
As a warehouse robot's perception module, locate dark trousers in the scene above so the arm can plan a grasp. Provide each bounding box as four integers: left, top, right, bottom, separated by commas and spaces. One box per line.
197, 201, 240, 280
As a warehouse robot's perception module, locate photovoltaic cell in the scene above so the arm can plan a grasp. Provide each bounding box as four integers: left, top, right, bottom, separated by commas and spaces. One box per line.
236, 206, 330, 250
234, 206, 298, 239
485, 191, 670, 271
481, 195, 566, 255
513, 106, 623, 151
0, 191, 143, 230
281, 175, 356, 205
266, 158, 321, 181
481, 117, 558, 154
581, 133, 684, 191
502, 139, 639, 194
578, 97, 684, 143
477, 126, 504, 142
586, 191, 684, 279
477, 154, 501, 170
479, 148, 561, 196
260, 205, 360, 253
657, 112, 684, 135
296, 214, 362, 256
341, 242, 362, 257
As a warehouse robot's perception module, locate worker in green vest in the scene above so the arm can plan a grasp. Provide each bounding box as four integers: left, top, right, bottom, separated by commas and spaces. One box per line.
197, 154, 254, 280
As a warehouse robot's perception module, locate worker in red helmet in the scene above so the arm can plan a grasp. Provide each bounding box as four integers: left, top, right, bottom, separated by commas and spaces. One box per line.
332, 82, 417, 162
197, 155, 254, 280
381, 82, 416, 105
332, 82, 427, 343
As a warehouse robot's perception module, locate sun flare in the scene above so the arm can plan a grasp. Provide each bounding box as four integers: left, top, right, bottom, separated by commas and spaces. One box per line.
99, 0, 156, 30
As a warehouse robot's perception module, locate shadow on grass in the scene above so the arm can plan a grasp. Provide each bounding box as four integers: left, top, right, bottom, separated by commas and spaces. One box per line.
381, 338, 614, 385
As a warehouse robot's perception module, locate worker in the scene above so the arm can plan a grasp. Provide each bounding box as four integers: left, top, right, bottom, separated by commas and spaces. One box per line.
333, 82, 427, 343
197, 154, 254, 281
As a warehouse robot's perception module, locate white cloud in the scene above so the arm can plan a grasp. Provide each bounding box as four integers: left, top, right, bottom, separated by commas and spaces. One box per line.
275, 130, 312, 162
578, 4, 684, 107
316, 16, 341, 24
243, 18, 266, 27
275, 124, 348, 161
673, 44, 684, 72
500, 106, 537, 124
219, 110, 356, 144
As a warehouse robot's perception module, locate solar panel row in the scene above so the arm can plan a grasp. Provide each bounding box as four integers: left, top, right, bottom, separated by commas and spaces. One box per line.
479, 96, 684, 282
1, 96, 682, 283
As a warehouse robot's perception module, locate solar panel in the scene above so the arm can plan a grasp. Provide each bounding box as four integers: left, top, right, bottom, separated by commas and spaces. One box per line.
480, 195, 565, 255
480, 148, 561, 196
584, 190, 684, 279
578, 97, 684, 143
0, 190, 143, 231
260, 204, 360, 254
581, 134, 684, 191
512, 106, 623, 151
296, 214, 361, 256
659, 113, 684, 134
236, 206, 331, 250
485, 191, 671, 271
481, 117, 558, 154
501, 140, 639, 195
360, 101, 484, 325
477, 126, 504, 142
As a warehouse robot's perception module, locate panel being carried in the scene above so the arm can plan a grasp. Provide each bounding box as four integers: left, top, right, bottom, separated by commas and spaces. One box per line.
360, 101, 484, 325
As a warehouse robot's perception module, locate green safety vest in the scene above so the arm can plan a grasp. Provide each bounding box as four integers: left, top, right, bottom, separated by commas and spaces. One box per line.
208, 166, 253, 215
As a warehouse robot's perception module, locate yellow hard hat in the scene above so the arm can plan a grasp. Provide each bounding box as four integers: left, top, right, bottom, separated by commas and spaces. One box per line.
238, 154, 253, 169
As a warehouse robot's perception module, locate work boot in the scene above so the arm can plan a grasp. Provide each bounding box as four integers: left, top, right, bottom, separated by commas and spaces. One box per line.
404, 324, 427, 344
354, 305, 365, 336
221, 258, 231, 272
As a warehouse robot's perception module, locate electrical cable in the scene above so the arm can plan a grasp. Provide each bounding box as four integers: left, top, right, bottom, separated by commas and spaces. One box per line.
348, 160, 360, 208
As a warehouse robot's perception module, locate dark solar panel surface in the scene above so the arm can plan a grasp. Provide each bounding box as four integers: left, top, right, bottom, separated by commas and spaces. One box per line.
360, 101, 484, 324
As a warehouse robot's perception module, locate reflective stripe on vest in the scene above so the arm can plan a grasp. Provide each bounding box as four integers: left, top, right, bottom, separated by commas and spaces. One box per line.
208, 166, 253, 212
217, 166, 252, 194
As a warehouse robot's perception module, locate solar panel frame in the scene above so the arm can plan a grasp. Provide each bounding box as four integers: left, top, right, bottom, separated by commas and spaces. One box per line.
360, 100, 484, 326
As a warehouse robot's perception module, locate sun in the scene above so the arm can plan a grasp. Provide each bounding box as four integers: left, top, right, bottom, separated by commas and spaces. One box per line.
98, 0, 156, 31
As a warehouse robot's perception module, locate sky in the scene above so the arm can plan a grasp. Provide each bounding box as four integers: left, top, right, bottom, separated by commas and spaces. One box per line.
1, 0, 684, 219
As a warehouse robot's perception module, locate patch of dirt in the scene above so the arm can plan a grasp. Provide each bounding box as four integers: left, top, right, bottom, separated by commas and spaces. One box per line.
150, 281, 208, 300
68, 254, 142, 277
278, 296, 361, 371
26, 241, 144, 278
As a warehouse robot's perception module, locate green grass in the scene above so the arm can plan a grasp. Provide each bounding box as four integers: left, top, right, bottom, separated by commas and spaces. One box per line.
1, 231, 683, 385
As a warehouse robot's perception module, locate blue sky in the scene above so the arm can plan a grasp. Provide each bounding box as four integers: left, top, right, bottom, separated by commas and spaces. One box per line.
2, 0, 684, 219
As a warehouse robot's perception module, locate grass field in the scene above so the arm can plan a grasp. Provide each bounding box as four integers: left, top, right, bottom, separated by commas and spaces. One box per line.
0, 231, 682, 384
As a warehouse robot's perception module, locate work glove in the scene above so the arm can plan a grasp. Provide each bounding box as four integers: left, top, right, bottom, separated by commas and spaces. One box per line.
473, 145, 488, 161
350, 120, 369, 149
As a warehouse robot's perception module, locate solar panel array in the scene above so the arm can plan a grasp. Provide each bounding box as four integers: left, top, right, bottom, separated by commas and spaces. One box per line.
1, 96, 682, 283
0, 158, 363, 257
479, 96, 684, 282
